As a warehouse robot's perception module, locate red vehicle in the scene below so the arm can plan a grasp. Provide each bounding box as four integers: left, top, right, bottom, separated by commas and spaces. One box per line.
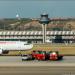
48, 51, 63, 60
31, 50, 63, 61
32, 50, 46, 60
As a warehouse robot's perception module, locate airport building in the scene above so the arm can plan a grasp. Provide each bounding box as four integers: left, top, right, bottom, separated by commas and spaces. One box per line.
0, 31, 75, 43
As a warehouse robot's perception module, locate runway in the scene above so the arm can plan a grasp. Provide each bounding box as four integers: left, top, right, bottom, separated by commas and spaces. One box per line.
0, 56, 75, 75
0, 56, 75, 63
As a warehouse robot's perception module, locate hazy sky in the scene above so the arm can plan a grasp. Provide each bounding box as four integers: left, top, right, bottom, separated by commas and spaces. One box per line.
0, 0, 75, 18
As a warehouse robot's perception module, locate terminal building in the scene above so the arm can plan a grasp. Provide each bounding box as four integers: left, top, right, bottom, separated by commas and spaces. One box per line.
0, 31, 75, 43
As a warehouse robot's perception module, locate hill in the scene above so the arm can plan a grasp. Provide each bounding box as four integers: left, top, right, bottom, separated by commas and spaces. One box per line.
0, 18, 75, 31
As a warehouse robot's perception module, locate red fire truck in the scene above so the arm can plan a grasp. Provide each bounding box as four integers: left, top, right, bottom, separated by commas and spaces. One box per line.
48, 51, 63, 60
32, 50, 47, 60
31, 50, 63, 61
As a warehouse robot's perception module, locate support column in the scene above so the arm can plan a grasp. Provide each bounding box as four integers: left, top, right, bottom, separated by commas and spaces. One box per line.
42, 24, 47, 43
44, 24, 47, 43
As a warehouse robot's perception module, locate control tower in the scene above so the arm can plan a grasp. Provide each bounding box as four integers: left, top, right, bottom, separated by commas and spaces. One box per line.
39, 13, 50, 43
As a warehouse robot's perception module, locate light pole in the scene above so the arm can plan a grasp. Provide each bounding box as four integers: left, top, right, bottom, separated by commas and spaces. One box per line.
39, 13, 50, 43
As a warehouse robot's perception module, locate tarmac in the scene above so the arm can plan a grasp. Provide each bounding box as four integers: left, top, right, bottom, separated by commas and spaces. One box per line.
0, 56, 75, 75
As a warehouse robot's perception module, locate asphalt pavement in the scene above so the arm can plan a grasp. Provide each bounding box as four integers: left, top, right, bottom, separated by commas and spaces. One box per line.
0, 56, 75, 63
0, 56, 75, 75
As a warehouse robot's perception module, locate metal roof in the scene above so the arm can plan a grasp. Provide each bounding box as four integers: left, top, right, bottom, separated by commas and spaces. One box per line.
0, 31, 74, 36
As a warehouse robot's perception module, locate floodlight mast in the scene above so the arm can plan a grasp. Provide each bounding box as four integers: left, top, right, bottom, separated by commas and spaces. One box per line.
39, 13, 50, 43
